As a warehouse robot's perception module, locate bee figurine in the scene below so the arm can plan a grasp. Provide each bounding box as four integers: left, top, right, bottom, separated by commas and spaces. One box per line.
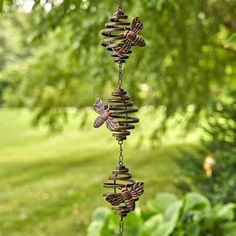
93, 97, 120, 131
106, 182, 144, 211
118, 17, 146, 55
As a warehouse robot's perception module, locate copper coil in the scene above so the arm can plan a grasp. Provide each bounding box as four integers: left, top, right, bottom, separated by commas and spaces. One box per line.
108, 88, 139, 141
103, 165, 135, 219
101, 10, 132, 64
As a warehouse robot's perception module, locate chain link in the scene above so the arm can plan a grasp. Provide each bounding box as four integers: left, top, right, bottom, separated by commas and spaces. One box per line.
118, 0, 123, 11
118, 62, 123, 89
118, 140, 123, 166
119, 219, 124, 235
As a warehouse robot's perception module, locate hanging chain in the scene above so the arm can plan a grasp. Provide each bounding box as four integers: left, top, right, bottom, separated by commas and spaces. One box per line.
118, 0, 123, 11
119, 219, 124, 235
118, 140, 124, 166
118, 62, 123, 89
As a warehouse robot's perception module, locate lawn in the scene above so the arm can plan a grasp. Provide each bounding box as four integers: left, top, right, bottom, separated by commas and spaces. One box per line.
0, 108, 197, 236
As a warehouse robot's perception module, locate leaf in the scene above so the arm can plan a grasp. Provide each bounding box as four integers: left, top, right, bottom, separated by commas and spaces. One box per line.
87, 208, 111, 236
151, 221, 177, 236
92, 207, 111, 222
156, 0, 166, 10
226, 33, 236, 47
221, 222, 236, 236
183, 192, 210, 213
87, 221, 104, 236
164, 200, 183, 223
124, 211, 144, 236
147, 193, 179, 213
63, 0, 70, 14
144, 214, 163, 232
150, 201, 183, 236
214, 203, 235, 221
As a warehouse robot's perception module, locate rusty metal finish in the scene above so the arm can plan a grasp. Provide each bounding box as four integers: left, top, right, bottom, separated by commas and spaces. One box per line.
95, 0, 146, 226
106, 182, 144, 211
93, 97, 119, 131
118, 17, 146, 55
103, 165, 144, 219
108, 88, 139, 141
101, 10, 130, 64
101, 11, 145, 64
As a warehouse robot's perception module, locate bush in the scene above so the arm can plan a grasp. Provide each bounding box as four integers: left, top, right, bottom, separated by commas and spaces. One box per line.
176, 93, 236, 204
87, 192, 236, 236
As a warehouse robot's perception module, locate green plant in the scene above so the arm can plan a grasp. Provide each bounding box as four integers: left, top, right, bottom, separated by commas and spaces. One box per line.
1, 0, 236, 135
87, 192, 236, 236
176, 92, 236, 204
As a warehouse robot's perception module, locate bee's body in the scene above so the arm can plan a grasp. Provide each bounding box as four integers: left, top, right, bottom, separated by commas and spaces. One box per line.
93, 98, 119, 131
124, 30, 145, 47
93, 109, 110, 128
118, 17, 145, 55
106, 182, 144, 212
121, 187, 135, 211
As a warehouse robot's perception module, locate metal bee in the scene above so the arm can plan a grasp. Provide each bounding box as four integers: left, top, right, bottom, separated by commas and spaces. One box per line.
118, 17, 146, 55
93, 97, 120, 131
106, 182, 144, 211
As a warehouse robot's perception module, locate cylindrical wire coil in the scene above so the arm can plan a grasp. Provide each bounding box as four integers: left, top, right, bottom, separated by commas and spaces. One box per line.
101, 10, 132, 64
103, 165, 136, 219
108, 88, 139, 141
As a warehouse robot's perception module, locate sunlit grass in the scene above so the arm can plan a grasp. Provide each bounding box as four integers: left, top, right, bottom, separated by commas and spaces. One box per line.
0, 108, 198, 235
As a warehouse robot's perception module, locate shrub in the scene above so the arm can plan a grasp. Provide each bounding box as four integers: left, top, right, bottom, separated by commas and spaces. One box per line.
87, 192, 236, 236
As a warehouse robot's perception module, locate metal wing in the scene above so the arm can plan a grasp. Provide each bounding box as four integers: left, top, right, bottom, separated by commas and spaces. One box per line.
93, 97, 104, 115
106, 117, 119, 131
118, 40, 132, 54
130, 182, 144, 199
131, 17, 143, 33
106, 193, 124, 206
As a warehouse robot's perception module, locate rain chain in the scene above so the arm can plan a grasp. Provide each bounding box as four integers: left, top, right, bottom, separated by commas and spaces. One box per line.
92, 0, 146, 235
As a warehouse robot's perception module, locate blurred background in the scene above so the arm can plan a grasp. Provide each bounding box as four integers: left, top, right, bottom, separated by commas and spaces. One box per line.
0, 0, 236, 235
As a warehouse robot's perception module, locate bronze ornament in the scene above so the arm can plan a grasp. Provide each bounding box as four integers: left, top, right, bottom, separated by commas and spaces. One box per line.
92, 0, 146, 234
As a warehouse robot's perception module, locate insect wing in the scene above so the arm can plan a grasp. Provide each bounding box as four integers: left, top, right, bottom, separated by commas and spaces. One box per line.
118, 40, 132, 54
131, 17, 143, 34
106, 117, 119, 131
93, 97, 105, 115
106, 193, 124, 206
130, 182, 144, 199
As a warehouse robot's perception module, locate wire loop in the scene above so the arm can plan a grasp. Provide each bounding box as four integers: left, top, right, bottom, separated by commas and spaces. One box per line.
118, 140, 124, 165
118, 63, 123, 89
118, 0, 123, 11
119, 219, 124, 235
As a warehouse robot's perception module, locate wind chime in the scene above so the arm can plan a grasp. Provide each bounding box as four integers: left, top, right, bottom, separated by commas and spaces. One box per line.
92, 0, 146, 235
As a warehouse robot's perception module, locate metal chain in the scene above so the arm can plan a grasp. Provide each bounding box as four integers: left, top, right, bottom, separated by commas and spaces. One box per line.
118, 62, 123, 89
119, 219, 124, 235
118, 0, 123, 11
118, 140, 123, 166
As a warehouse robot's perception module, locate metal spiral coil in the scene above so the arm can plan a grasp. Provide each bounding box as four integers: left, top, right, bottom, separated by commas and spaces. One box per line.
101, 10, 131, 64
108, 88, 139, 141
103, 165, 136, 219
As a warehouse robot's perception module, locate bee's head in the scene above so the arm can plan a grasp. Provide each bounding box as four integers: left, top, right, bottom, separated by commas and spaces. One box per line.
118, 185, 128, 192
123, 29, 129, 37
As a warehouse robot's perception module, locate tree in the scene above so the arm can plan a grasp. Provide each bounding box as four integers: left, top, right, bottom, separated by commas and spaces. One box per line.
0, 0, 235, 135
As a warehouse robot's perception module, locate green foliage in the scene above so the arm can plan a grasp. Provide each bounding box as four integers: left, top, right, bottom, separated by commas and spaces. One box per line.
226, 33, 236, 47
0, 0, 235, 135
0, 0, 3, 12
175, 92, 236, 204
88, 192, 236, 236
0, 0, 13, 13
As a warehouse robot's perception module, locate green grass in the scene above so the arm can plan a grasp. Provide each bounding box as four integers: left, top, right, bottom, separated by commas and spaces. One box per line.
0, 108, 197, 236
